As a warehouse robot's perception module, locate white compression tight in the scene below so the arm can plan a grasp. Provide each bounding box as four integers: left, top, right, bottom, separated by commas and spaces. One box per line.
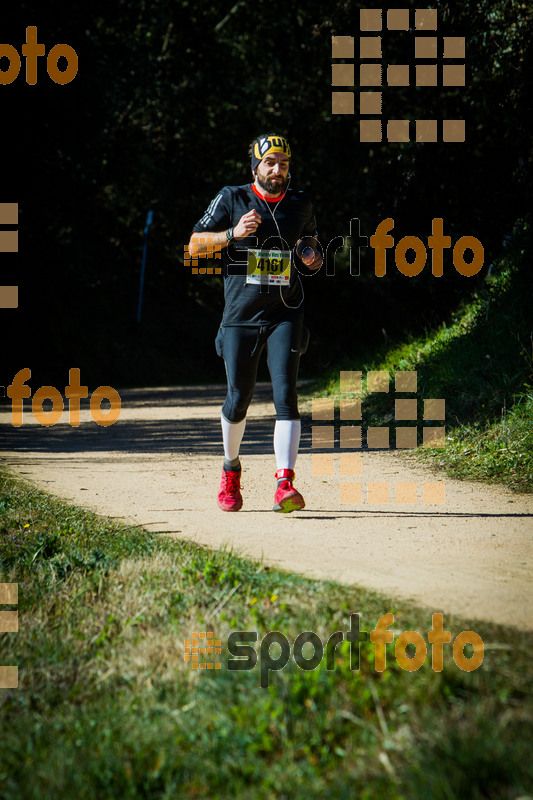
221, 413, 246, 461
221, 415, 301, 471
274, 419, 301, 471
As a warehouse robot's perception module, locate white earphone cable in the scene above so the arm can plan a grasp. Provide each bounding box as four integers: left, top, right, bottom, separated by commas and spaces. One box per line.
258, 175, 304, 310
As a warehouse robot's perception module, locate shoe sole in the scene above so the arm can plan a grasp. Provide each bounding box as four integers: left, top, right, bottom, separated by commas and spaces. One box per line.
272, 495, 305, 513
218, 499, 243, 512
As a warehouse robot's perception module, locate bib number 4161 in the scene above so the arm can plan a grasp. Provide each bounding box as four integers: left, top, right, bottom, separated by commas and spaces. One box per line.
258, 257, 281, 272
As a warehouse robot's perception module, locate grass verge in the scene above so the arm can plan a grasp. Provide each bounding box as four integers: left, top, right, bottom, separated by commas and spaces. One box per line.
1, 469, 532, 799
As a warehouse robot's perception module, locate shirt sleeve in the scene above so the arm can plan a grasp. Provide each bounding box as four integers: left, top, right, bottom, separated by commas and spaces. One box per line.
295, 197, 320, 275
301, 194, 318, 239
191, 186, 232, 233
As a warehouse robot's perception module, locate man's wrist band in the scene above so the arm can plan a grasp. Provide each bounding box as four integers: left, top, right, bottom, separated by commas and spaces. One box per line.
226, 227, 234, 244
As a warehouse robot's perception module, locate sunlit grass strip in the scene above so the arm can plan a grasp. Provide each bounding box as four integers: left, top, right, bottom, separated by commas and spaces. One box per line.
418, 393, 533, 492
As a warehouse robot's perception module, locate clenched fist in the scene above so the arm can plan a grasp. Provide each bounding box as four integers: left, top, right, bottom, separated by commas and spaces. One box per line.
233, 210, 262, 240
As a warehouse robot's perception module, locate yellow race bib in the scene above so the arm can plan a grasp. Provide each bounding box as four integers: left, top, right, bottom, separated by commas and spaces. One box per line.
246, 249, 291, 286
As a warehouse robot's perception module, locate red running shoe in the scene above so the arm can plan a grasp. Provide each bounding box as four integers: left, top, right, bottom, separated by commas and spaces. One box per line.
272, 469, 305, 513
217, 468, 243, 512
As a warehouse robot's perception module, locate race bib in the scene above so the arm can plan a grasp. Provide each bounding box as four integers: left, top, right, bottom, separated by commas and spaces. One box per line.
246, 249, 291, 285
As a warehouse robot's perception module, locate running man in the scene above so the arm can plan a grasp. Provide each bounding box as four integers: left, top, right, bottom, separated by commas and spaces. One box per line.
189, 133, 322, 512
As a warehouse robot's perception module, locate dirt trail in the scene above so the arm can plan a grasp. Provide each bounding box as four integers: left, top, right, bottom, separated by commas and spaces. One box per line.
1, 384, 532, 630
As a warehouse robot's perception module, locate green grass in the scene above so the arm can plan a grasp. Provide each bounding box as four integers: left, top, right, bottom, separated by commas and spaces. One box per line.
1, 470, 532, 799
304, 218, 533, 492
418, 391, 533, 492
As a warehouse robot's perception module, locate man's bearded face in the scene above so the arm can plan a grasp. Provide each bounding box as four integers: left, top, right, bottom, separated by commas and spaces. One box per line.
255, 154, 290, 195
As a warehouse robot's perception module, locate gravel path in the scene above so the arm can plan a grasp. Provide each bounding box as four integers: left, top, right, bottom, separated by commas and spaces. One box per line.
2, 383, 532, 630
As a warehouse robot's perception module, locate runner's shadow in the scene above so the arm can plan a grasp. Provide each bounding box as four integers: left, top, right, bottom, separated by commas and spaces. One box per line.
302, 511, 533, 519
0, 383, 297, 456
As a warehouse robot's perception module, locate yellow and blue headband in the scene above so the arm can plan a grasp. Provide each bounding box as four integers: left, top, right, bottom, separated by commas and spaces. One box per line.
251, 135, 291, 171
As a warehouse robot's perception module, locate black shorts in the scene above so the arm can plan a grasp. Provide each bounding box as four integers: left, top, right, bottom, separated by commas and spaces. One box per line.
215, 318, 309, 422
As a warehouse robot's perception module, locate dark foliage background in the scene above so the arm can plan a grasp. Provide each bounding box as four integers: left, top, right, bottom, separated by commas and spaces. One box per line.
2, 0, 531, 389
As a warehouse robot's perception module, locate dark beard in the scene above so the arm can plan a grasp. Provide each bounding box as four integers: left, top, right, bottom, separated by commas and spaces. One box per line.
256, 172, 288, 195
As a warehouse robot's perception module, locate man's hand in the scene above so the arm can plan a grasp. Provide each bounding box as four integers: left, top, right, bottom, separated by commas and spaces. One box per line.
296, 239, 323, 271
233, 210, 262, 240
303, 248, 323, 270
